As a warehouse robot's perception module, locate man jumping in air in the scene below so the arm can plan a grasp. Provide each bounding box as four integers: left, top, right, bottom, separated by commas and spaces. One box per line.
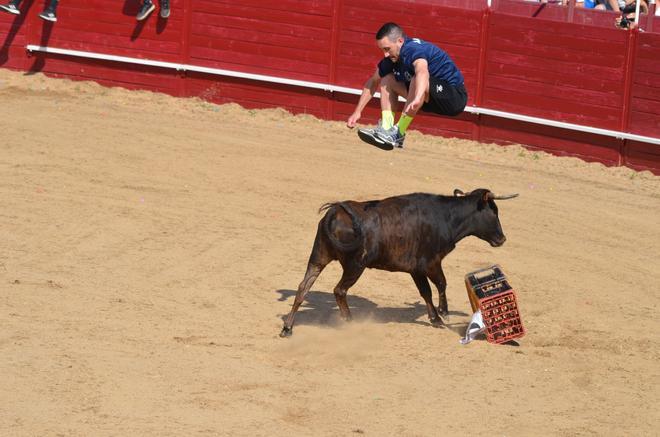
347, 22, 467, 149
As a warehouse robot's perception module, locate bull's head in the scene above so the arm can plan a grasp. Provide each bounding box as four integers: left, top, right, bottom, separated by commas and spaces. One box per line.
454, 188, 518, 247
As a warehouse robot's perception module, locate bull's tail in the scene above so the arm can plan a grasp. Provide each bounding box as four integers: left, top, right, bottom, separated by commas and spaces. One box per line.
319, 202, 363, 252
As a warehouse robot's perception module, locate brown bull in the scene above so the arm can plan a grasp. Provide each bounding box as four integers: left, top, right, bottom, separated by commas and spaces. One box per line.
280, 188, 518, 337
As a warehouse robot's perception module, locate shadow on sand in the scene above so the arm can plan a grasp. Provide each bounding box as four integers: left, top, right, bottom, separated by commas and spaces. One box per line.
276, 289, 470, 335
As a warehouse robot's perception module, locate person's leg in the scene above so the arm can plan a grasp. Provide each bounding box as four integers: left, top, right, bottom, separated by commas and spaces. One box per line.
0, 0, 22, 15
374, 75, 431, 148
391, 74, 430, 136
378, 74, 407, 130
137, 0, 155, 21
160, 0, 170, 18
38, 0, 58, 21
356, 74, 408, 149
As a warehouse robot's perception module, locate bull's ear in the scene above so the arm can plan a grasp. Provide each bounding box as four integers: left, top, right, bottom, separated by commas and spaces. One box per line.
476, 190, 491, 210
454, 189, 466, 197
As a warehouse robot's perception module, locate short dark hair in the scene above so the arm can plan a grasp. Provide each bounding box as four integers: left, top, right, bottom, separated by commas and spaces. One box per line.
376, 22, 406, 40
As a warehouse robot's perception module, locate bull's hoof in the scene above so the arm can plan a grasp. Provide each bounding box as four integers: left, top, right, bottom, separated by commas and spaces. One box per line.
430, 317, 445, 328
279, 326, 293, 338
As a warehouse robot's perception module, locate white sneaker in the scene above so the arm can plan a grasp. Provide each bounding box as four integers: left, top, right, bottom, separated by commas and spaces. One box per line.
38, 10, 57, 22
136, 2, 155, 21
0, 3, 20, 15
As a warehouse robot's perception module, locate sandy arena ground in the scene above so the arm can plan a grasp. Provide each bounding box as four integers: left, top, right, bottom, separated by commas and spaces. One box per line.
0, 68, 659, 436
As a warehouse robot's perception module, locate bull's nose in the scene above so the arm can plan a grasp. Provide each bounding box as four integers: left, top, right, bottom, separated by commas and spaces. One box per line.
490, 235, 506, 247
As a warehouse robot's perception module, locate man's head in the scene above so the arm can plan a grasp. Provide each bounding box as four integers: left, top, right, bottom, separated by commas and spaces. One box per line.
376, 22, 406, 63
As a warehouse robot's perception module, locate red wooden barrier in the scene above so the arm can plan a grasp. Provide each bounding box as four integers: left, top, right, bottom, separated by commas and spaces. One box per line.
624, 31, 660, 171
0, 0, 658, 173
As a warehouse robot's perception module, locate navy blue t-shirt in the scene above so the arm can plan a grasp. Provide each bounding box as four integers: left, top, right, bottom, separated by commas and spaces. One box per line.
378, 38, 464, 87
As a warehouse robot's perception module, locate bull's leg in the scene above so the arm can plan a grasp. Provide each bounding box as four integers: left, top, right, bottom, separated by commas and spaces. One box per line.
280, 262, 327, 337
333, 263, 365, 322
280, 226, 335, 338
411, 273, 443, 327
428, 267, 449, 317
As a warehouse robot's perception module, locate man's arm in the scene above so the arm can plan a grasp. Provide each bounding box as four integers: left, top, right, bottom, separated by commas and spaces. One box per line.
347, 69, 381, 128
403, 59, 429, 115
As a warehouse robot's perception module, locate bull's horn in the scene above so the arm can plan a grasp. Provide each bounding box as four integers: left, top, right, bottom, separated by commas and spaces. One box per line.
488, 193, 519, 200
453, 189, 466, 197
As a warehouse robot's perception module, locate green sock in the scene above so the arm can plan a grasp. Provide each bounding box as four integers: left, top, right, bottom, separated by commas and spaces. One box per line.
381, 111, 395, 130
397, 114, 414, 135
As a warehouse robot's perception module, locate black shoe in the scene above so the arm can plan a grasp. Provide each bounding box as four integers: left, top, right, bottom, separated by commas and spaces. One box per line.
136, 1, 155, 21
160, 0, 170, 18
374, 125, 405, 148
0, 2, 20, 15
38, 9, 57, 22
357, 128, 394, 151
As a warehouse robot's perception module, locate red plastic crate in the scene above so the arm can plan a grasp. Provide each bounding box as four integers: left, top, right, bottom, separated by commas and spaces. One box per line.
479, 290, 525, 344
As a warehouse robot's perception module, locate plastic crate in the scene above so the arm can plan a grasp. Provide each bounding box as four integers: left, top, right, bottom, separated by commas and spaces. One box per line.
464, 264, 512, 312
464, 265, 525, 344
479, 290, 525, 344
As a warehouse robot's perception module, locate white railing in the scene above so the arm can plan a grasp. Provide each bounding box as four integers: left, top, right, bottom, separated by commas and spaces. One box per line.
26, 45, 660, 146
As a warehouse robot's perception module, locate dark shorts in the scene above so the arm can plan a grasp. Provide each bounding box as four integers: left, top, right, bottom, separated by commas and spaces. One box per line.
421, 78, 468, 116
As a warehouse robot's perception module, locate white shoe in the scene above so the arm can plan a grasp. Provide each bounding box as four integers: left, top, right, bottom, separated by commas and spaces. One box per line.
0, 3, 20, 15
38, 10, 57, 22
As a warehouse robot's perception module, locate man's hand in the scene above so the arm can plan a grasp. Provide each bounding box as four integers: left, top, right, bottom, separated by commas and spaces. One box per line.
348, 69, 380, 129
403, 58, 429, 116
347, 112, 361, 128
404, 98, 423, 114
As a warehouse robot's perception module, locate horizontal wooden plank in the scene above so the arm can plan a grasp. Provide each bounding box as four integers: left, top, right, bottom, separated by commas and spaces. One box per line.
0, 47, 27, 69
188, 47, 329, 80
632, 70, 660, 88
343, 4, 483, 29
485, 74, 623, 109
188, 44, 329, 76
623, 140, 660, 173
195, 15, 330, 41
192, 4, 331, 29
63, 0, 181, 12
487, 37, 625, 68
344, 0, 483, 18
35, 57, 181, 94
480, 116, 622, 165
42, 29, 182, 55
48, 17, 184, 42
196, 0, 332, 16
573, 8, 629, 28
489, 12, 628, 44
339, 16, 482, 47
630, 98, 660, 117
486, 50, 626, 82
485, 61, 624, 94
482, 87, 622, 129
190, 33, 330, 61
488, 28, 626, 57
624, 141, 660, 160
631, 83, 660, 103
634, 56, 660, 75
191, 25, 330, 52
628, 115, 660, 138
35, 39, 182, 64
637, 32, 660, 50
185, 76, 330, 117
52, 9, 184, 29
